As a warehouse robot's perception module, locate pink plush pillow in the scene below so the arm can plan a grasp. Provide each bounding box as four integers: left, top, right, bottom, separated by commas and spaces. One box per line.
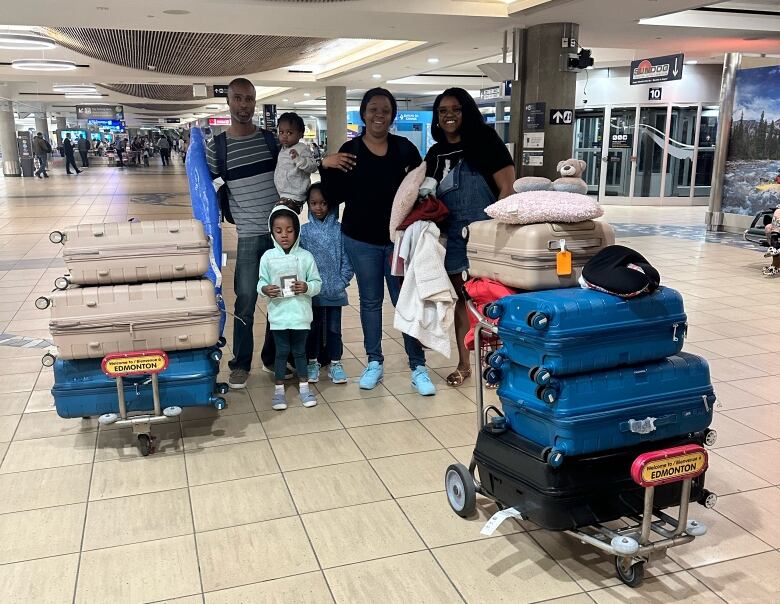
389, 162, 427, 241
485, 190, 604, 225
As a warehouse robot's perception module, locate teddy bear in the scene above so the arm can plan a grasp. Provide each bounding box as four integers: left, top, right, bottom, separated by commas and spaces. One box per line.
552, 158, 588, 194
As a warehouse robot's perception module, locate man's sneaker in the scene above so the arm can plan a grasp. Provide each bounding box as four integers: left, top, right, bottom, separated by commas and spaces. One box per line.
329, 361, 348, 384
272, 391, 288, 411
228, 369, 249, 390
261, 364, 294, 380
359, 361, 384, 390
300, 390, 317, 408
307, 361, 321, 383
411, 366, 436, 396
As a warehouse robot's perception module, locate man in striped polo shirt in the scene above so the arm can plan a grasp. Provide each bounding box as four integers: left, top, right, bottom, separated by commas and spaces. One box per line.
207, 78, 288, 389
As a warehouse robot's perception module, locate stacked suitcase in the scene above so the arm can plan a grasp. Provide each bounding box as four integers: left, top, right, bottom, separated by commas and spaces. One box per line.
463, 219, 716, 531
40, 219, 227, 419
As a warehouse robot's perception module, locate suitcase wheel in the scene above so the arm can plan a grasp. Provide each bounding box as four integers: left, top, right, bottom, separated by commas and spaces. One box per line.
211, 397, 227, 410
41, 352, 56, 367
49, 230, 64, 244
34, 296, 50, 310
527, 311, 549, 330
487, 351, 505, 369
546, 449, 565, 468
699, 489, 718, 509
615, 557, 645, 588
529, 367, 552, 386
216, 382, 230, 395
536, 385, 558, 405
209, 349, 223, 363
483, 367, 501, 386
485, 303, 503, 320
216, 336, 227, 348
54, 276, 70, 290
704, 429, 718, 447
445, 463, 477, 518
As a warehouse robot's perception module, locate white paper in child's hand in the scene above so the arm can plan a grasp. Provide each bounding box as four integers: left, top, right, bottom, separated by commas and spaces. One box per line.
280, 275, 296, 297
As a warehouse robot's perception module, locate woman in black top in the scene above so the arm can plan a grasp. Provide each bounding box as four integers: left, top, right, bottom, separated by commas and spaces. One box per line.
425, 87, 515, 387
320, 88, 437, 396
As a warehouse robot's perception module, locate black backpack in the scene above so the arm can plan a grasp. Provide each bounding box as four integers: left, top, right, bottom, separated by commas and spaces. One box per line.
214, 129, 279, 224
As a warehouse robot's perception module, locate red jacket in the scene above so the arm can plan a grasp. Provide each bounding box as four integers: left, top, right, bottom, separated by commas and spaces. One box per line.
463, 277, 517, 350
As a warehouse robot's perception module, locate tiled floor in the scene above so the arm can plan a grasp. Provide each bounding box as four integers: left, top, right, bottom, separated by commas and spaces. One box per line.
0, 163, 778, 603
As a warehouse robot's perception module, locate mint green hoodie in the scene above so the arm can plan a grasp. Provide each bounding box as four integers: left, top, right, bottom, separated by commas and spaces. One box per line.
258, 206, 322, 330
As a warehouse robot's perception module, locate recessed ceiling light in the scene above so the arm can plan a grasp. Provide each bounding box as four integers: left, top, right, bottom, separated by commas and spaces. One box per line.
427, 57, 439, 64
282, 98, 289, 102
11, 59, 77, 71
372, 74, 382, 79
163, 9, 190, 14
53, 84, 97, 93
65, 93, 104, 99
303, 92, 311, 97
0, 32, 57, 50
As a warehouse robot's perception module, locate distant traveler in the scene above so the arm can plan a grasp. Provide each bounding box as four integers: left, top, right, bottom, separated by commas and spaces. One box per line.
32, 132, 51, 178
158, 135, 171, 166
77, 135, 89, 167
62, 135, 81, 175
116, 137, 126, 167
206, 77, 285, 389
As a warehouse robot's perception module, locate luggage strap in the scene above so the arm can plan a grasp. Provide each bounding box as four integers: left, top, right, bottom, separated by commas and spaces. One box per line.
49, 310, 220, 334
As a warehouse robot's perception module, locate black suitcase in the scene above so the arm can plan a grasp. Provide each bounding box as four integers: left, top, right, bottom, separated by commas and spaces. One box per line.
472, 427, 707, 531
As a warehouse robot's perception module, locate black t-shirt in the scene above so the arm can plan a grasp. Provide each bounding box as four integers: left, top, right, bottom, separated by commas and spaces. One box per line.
425, 127, 513, 198
321, 134, 422, 246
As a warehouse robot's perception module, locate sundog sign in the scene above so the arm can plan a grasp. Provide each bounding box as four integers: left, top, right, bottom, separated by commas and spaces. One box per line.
630, 54, 684, 85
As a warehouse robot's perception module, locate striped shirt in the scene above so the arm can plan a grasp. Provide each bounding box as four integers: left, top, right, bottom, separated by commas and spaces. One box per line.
206, 129, 279, 237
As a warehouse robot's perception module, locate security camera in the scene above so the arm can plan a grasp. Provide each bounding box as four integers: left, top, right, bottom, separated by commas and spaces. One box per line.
568, 48, 594, 70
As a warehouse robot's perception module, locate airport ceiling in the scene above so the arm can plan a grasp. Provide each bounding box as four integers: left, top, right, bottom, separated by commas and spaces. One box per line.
1, 0, 779, 125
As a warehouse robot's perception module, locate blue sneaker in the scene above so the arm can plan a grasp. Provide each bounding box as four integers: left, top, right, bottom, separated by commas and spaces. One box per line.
359, 361, 383, 390
307, 361, 321, 383
329, 361, 348, 384
300, 390, 317, 408
272, 391, 288, 411
411, 366, 436, 396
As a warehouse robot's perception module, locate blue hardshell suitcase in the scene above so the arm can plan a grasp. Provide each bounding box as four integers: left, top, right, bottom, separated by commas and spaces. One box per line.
487, 287, 686, 384
497, 353, 715, 461
52, 348, 224, 418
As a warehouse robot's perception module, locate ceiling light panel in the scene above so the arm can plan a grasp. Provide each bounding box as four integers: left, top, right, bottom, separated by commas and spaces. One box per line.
11, 59, 77, 71
0, 32, 56, 50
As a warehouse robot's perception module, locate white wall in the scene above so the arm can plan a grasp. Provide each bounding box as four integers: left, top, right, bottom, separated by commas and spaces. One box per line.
576, 64, 723, 108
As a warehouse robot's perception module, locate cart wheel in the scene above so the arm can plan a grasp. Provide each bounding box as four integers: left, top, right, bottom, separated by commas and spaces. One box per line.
536, 385, 558, 405
615, 558, 645, 588
527, 311, 549, 330
216, 382, 230, 395
216, 336, 227, 348
485, 303, 502, 320
445, 463, 477, 518
704, 429, 718, 447
138, 434, 152, 457
209, 349, 223, 363
531, 367, 551, 386
41, 352, 56, 367
54, 276, 70, 290
488, 351, 505, 369
49, 230, 64, 244
34, 296, 50, 310
484, 367, 501, 386
547, 449, 565, 468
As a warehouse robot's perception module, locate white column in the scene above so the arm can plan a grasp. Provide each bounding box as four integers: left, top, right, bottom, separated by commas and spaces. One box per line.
325, 86, 347, 154
0, 103, 20, 177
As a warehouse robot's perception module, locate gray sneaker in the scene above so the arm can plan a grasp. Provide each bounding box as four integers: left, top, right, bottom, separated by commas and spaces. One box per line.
228, 368, 249, 389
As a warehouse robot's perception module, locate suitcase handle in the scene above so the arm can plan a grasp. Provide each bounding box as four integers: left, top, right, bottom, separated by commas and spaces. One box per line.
169, 226, 180, 233
91, 225, 104, 237
620, 414, 677, 434
88, 342, 101, 349
547, 239, 601, 251
86, 300, 97, 308
177, 335, 190, 341
98, 270, 109, 277
174, 264, 185, 271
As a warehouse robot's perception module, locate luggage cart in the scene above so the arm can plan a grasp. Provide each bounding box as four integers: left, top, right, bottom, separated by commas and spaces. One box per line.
444, 300, 718, 588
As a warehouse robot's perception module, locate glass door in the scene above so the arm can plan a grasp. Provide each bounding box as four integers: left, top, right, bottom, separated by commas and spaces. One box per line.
666, 105, 698, 198
573, 109, 603, 196
605, 107, 636, 198
635, 107, 669, 198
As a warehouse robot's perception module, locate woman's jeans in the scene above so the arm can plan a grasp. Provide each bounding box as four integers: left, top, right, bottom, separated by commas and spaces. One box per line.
272, 330, 308, 381
306, 305, 343, 366
343, 234, 425, 370
230, 234, 276, 372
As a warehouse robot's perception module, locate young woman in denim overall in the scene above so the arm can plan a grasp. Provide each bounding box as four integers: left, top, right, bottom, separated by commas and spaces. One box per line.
425, 88, 516, 387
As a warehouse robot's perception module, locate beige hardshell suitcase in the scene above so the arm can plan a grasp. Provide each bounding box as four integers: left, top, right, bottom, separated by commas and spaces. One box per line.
45, 279, 220, 359
51, 219, 210, 287
464, 220, 615, 290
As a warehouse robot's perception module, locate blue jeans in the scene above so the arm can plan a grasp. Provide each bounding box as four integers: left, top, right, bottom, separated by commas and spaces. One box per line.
438, 160, 496, 275
307, 305, 343, 365
343, 234, 425, 370
272, 330, 308, 382
35, 154, 48, 176
230, 234, 275, 372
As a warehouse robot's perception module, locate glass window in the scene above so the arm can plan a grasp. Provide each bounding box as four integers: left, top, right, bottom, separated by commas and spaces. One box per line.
635, 108, 668, 197
695, 107, 718, 196
573, 110, 603, 196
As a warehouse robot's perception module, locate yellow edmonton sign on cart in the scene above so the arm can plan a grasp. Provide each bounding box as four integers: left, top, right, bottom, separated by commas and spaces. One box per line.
102, 350, 169, 377
641, 451, 706, 484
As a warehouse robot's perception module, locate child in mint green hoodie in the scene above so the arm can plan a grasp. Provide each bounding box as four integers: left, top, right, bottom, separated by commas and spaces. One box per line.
259, 206, 322, 410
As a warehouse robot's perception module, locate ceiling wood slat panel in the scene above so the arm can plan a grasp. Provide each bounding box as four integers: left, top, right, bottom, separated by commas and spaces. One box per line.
97, 83, 214, 101
43, 28, 329, 77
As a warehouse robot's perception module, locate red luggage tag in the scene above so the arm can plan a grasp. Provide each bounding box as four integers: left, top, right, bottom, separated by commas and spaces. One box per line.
556, 239, 572, 276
